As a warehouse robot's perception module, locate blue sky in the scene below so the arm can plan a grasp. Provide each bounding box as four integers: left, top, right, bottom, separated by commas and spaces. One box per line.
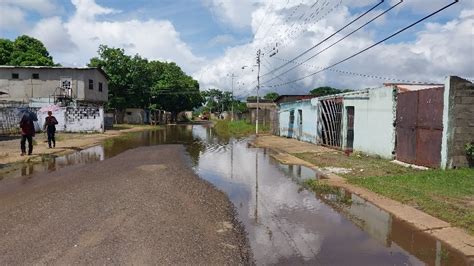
0, 0, 473, 94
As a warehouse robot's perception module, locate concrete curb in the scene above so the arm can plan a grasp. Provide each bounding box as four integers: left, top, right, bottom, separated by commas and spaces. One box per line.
251, 137, 474, 262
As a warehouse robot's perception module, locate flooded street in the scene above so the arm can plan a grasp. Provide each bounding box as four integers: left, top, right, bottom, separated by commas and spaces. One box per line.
0, 125, 468, 265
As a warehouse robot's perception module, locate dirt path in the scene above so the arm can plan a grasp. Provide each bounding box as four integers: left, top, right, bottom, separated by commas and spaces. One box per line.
0, 145, 252, 264
0, 125, 157, 165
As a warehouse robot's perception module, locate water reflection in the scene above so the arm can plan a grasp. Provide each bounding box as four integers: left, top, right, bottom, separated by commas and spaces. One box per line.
0, 125, 469, 265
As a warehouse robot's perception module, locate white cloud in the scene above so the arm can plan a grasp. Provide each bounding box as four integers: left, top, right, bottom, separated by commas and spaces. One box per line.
202, 0, 257, 29
19, 0, 204, 74
1, 0, 58, 15
28, 17, 78, 53
0, 4, 27, 31
195, 1, 474, 96
208, 34, 237, 47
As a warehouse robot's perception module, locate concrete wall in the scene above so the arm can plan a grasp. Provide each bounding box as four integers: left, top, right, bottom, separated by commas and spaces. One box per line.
341, 87, 396, 159
123, 108, 148, 124
0, 67, 108, 103
36, 106, 104, 133
441, 76, 474, 169
279, 99, 318, 143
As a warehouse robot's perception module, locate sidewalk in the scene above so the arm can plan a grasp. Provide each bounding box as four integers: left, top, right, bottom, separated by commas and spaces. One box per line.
253, 135, 474, 261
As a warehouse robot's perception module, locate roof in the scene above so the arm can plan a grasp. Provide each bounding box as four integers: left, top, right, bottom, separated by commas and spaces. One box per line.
383, 83, 444, 93
274, 95, 315, 104
0, 65, 109, 80
246, 99, 274, 103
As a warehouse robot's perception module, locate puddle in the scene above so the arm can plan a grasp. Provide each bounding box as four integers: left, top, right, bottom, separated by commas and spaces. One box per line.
0, 125, 470, 265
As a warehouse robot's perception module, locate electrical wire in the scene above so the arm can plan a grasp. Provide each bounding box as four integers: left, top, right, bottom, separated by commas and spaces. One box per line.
262, 0, 403, 85
263, 0, 459, 88
261, 0, 384, 78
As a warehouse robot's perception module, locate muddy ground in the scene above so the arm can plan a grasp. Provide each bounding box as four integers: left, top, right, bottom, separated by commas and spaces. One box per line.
0, 125, 157, 165
0, 145, 252, 264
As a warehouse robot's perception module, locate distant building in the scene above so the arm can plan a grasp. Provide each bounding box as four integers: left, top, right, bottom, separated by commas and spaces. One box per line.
0, 66, 108, 106
246, 99, 278, 134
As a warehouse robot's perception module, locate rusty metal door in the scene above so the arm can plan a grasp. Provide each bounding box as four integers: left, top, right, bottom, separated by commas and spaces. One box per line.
396, 87, 444, 168
346, 106, 355, 150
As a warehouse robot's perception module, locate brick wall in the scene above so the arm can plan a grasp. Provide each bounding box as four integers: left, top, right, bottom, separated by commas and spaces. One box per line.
441, 76, 474, 168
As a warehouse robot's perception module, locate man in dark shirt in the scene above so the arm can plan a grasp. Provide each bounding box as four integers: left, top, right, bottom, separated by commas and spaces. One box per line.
19, 114, 35, 156
44, 111, 58, 148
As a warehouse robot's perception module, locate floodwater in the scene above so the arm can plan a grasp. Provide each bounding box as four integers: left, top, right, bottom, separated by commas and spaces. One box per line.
0, 125, 469, 265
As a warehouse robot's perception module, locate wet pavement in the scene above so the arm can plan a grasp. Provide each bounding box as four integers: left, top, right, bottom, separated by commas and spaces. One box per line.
0, 124, 470, 265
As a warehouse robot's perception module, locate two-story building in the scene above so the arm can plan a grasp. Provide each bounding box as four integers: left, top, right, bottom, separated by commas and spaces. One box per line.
0, 66, 109, 133
0, 66, 108, 106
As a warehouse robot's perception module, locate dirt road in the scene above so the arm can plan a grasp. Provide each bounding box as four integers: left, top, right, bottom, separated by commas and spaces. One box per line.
0, 145, 252, 264
0, 125, 158, 165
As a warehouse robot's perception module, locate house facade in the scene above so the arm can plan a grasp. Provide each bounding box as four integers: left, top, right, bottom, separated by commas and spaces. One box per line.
0, 66, 108, 106
0, 66, 109, 134
276, 76, 473, 169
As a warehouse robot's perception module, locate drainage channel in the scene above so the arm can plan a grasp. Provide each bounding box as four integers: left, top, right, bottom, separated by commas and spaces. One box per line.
0, 124, 469, 265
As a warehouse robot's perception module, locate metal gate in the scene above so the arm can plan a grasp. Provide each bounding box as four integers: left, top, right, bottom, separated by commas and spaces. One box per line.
318, 98, 343, 148
396, 87, 444, 168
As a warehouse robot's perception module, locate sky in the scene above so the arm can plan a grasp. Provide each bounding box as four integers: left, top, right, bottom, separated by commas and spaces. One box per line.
0, 0, 473, 98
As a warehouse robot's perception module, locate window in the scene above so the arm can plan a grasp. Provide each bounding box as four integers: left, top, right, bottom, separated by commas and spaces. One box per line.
98, 82, 103, 92
89, 79, 94, 90
11, 73, 19, 79
32, 73, 39, 79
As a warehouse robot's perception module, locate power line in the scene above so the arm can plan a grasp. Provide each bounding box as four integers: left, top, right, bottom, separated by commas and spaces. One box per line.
261, 0, 384, 78
262, 0, 403, 85
264, 0, 459, 88
253, 0, 275, 39
262, 0, 318, 54
270, 56, 439, 84
276, 0, 341, 52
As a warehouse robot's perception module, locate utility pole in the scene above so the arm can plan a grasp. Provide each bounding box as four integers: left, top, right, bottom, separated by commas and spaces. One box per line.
256, 49, 261, 136
228, 73, 237, 121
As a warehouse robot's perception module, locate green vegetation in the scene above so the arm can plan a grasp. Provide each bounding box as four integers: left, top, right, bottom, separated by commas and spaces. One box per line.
294, 151, 418, 178
303, 179, 352, 205
349, 168, 474, 234
89, 45, 202, 114
214, 120, 269, 137
309, 86, 351, 97
295, 150, 474, 234
465, 142, 474, 166
263, 92, 280, 101
0, 35, 55, 66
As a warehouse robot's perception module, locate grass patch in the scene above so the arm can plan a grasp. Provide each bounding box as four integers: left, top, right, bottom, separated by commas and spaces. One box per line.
303, 179, 352, 206
349, 168, 474, 235
294, 151, 419, 178
214, 120, 269, 137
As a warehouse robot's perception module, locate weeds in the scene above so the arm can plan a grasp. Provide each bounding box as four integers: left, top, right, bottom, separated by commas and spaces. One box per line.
214, 120, 269, 137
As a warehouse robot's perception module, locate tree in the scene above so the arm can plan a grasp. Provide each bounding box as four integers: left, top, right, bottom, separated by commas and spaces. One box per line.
150, 62, 203, 116
310, 86, 351, 97
89, 45, 203, 115
89, 45, 139, 110
264, 92, 279, 101
0, 35, 55, 66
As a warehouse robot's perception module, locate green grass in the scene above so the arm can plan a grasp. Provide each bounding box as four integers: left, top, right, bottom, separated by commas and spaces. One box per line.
349, 168, 474, 234
214, 120, 269, 137
294, 151, 420, 178
303, 179, 352, 206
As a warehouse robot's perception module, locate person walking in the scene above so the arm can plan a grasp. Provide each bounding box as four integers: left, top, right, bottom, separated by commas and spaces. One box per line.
44, 111, 58, 148
19, 113, 35, 156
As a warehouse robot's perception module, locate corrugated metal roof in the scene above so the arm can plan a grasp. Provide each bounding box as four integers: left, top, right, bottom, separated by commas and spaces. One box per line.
0, 65, 109, 80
